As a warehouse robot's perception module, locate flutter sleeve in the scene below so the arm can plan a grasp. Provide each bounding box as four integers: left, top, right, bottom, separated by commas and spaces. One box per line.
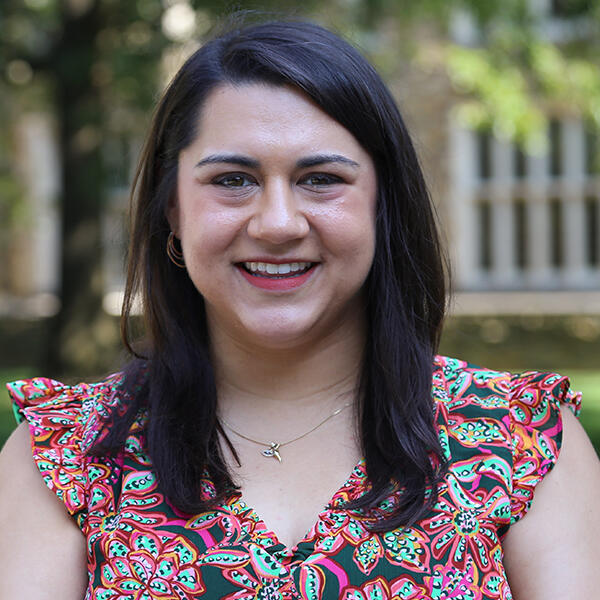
7, 376, 118, 525
508, 370, 582, 525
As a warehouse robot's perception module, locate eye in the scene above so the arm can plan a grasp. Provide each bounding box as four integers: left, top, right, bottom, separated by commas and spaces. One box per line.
212, 173, 256, 187
300, 173, 344, 187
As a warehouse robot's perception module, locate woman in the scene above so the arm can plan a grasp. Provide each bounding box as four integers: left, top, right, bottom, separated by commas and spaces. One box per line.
1, 19, 599, 600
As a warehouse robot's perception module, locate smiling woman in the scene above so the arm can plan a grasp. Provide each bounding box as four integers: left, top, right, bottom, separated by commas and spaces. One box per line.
170, 83, 376, 348
1, 18, 599, 600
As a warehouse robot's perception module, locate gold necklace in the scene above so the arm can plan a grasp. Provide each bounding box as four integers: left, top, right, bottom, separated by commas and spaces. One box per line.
220, 401, 353, 462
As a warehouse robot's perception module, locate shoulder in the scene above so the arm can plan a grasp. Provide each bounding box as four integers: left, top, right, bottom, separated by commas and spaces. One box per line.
0, 422, 43, 484
8, 372, 125, 419
7, 373, 124, 413
433, 354, 582, 454
0, 423, 88, 598
432, 357, 599, 595
0, 422, 74, 515
433, 354, 581, 419
501, 405, 600, 597
4, 373, 130, 520
433, 355, 584, 525
8, 373, 127, 453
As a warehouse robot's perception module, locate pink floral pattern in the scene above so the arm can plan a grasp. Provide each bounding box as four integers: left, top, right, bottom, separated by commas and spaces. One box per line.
8, 356, 581, 599
97, 530, 205, 598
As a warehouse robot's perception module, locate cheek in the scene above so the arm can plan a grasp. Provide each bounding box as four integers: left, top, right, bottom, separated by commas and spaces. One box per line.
345, 228, 376, 272
342, 211, 376, 273
179, 207, 243, 259
178, 214, 235, 299
312, 200, 376, 265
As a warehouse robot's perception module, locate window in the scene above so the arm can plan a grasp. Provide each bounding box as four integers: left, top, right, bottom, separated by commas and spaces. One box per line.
477, 130, 492, 180
585, 124, 599, 175
549, 119, 562, 177
549, 198, 563, 267
514, 199, 527, 269
586, 197, 599, 266
478, 200, 492, 270
514, 145, 527, 179
451, 116, 600, 290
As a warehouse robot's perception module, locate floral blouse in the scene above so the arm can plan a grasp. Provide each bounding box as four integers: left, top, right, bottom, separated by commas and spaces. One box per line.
8, 356, 581, 600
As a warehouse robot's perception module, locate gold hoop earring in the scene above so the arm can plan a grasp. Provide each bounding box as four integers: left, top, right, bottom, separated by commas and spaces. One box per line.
166, 232, 185, 268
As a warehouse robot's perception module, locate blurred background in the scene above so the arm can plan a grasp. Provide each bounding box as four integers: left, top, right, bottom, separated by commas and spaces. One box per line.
0, 0, 599, 452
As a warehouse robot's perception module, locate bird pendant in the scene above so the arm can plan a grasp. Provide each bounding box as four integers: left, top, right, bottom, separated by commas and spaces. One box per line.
262, 442, 282, 462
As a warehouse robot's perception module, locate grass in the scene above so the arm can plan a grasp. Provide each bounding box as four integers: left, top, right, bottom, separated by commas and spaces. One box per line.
1, 366, 599, 455
560, 369, 600, 454
0, 368, 37, 446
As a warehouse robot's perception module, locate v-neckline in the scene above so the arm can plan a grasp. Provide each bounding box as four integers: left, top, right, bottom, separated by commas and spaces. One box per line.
214, 373, 445, 559
224, 456, 368, 558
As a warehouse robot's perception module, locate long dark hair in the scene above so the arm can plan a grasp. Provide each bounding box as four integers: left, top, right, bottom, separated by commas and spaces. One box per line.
93, 19, 448, 530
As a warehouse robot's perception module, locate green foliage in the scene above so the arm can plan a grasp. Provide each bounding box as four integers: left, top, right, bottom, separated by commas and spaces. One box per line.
446, 36, 600, 149
2, 0, 599, 173
447, 45, 549, 149
311, 0, 600, 148
451, 1, 600, 146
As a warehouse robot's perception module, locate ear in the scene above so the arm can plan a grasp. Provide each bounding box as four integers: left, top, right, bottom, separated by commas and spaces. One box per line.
165, 193, 179, 235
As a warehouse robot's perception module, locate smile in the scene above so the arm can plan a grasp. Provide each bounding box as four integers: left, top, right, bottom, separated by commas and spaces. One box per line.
242, 261, 313, 278
236, 261, 318, 290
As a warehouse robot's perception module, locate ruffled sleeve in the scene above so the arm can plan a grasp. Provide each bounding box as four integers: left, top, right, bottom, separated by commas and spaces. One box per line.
7, 375, 121, 525
508, 371, 582, 525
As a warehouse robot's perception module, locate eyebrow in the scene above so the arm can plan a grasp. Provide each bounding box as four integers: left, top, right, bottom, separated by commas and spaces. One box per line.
194, 153, 360, 170
296, 154, 360, 169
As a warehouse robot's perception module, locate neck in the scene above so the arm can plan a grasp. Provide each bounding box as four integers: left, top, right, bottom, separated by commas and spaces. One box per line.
211, 317, 366, 418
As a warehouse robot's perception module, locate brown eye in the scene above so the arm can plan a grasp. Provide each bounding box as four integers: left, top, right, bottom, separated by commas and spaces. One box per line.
301, 173, 343, 187
214, 173, 255, 187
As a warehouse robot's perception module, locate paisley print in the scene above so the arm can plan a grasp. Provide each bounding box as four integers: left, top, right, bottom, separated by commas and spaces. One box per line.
7, 356, 581, 599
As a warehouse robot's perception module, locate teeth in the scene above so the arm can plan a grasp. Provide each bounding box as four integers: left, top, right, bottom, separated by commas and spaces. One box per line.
243, 261, 312, 275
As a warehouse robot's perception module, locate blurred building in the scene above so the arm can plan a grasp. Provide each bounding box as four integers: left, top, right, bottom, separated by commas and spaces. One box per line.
399, 0, 600, 316
2, 0, 599, 319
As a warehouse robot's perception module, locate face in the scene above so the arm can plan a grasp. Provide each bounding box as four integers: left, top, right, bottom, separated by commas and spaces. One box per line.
169, 83, 377, 349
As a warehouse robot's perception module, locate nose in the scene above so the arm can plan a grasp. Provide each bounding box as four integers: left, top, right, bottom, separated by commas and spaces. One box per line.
246, 180, 309, 244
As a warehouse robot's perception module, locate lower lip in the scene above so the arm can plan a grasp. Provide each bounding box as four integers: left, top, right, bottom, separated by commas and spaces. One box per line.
237, 264, 317, 290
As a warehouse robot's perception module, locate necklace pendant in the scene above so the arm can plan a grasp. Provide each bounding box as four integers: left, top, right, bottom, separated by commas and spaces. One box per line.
262, 442, 282, 462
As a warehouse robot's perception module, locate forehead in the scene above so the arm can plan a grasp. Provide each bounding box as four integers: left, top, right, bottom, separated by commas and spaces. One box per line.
189, 83, 366, 157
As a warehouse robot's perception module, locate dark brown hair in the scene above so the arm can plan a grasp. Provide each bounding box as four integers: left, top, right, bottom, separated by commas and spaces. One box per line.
94, 18, 448, 530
